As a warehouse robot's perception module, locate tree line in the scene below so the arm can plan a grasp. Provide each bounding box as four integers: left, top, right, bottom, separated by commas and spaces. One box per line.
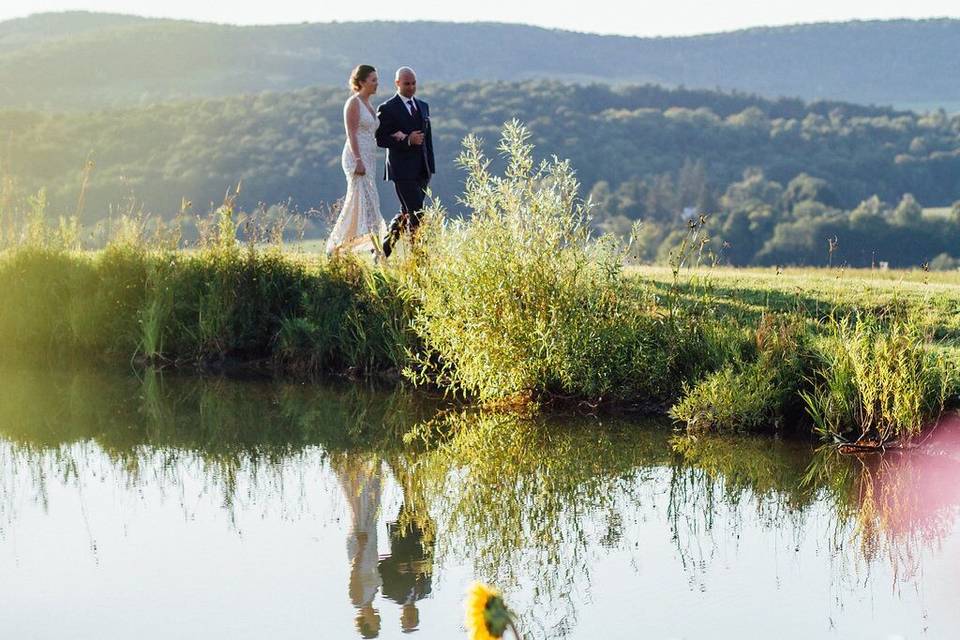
1, 80, 959, 266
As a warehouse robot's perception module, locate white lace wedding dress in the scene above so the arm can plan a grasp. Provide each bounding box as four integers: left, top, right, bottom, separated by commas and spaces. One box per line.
325, 98, 387, 255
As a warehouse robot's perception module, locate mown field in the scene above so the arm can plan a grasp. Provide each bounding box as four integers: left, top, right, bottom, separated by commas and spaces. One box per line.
632, 265, 960, 353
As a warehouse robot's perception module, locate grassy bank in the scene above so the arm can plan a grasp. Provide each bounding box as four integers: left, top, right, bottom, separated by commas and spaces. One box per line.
0, 243, 415, 376
1, 122, 957, 444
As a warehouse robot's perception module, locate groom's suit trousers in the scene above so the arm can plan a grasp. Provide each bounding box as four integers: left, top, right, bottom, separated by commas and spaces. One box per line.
384, 177, 429, 255
393, 178, 430, 218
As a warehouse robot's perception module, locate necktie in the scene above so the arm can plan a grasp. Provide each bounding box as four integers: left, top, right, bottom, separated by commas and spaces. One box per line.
407, 99, 417, 116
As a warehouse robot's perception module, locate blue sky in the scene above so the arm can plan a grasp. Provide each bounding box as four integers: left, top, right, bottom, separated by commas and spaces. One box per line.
3, 0, 959, 37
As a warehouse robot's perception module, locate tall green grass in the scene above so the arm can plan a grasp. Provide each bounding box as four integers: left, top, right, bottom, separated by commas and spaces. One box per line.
669, 316, 810, 433
801, 314, 955, 444
275, 256, 416, 375
0, 198, 414, 376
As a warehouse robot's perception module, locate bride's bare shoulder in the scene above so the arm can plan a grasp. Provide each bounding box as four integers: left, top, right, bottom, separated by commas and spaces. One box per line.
343, 94, 360, 112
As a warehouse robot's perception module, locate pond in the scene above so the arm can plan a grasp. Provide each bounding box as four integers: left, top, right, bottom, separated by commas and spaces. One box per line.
1, 364, 958, 639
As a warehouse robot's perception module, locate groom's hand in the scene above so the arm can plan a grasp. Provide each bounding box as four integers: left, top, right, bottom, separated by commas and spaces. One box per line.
408, 131, 425, 146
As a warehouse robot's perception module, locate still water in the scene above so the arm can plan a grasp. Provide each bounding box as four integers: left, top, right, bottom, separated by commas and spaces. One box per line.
1, 364, 958, 639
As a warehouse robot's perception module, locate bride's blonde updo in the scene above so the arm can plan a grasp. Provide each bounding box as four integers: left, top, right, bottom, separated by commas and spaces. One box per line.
349, 64, 377, 92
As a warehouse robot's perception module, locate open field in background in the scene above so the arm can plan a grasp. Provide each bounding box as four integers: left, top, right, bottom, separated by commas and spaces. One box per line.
923, 207, 955, 220
634, 265, 960, 354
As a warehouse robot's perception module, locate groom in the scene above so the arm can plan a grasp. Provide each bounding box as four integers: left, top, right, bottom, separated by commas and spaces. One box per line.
375, 66, 436, 258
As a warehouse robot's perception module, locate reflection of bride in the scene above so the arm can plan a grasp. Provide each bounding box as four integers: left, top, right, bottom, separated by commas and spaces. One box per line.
331, 453, 384, 638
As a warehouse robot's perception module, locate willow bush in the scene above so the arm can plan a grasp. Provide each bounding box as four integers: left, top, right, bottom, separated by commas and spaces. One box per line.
406, 121, 676, 404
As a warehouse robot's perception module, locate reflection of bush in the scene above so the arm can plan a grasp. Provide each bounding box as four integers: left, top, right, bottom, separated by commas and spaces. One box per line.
407, 409, 673, 635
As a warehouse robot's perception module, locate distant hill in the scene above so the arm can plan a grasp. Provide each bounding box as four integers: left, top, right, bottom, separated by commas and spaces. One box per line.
1, 12, 960, 111
0, 12, 149, 54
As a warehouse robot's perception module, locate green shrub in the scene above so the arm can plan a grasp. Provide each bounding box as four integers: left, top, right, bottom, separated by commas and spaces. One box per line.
407, 121, 673, 404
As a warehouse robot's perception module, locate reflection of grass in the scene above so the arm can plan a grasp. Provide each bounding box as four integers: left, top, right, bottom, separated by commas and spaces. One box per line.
675, 432, 960, 593
0, 364, 432, 458
671, 433, 815, 506
805, 445, 960, 580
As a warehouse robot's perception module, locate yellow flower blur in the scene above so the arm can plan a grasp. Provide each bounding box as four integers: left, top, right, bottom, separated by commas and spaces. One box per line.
464, 582, 511, 640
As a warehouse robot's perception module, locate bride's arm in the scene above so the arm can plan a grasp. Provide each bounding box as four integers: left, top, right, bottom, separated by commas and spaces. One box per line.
343, 98, 366, 175
344, 98, 363, 160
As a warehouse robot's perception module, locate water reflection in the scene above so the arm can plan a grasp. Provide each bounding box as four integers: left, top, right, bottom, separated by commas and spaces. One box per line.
0, 364, 959, 639
380, 456, 435, 633
806, 416, 960, 585
331, 452, 435, 637
332, 453, 385, 637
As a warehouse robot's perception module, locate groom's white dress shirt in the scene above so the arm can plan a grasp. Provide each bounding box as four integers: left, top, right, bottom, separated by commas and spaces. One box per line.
398, 94, 418, 116
395, 94, 421, 146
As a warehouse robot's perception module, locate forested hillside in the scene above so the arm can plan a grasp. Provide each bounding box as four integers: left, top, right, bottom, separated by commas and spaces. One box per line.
2, 12, 960, 110
3, 81, 960, 266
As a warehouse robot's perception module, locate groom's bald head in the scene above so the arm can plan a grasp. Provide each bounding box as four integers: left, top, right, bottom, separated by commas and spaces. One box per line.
395, 67, 417, 98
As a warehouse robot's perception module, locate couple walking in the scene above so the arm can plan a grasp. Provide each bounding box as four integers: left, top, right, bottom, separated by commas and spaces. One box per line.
325, 65, 436, 259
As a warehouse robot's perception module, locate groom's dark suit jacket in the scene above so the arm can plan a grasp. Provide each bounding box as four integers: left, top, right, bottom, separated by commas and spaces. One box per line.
375, 94, 436, 182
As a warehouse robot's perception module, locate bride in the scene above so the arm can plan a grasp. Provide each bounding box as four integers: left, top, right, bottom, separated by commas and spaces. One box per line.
326, 65, 391, 257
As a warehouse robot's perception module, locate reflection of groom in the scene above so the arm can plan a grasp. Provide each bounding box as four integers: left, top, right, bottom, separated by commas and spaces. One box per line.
378, 503, 434, 633
375, 66, 436, 258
